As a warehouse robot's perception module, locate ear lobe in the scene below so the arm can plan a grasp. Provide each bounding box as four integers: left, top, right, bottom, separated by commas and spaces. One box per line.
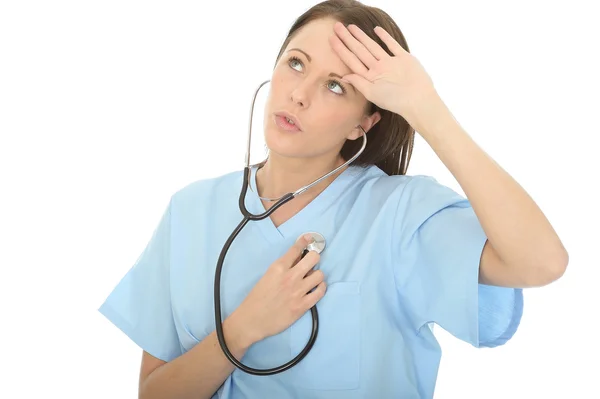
348, 126, 365, 141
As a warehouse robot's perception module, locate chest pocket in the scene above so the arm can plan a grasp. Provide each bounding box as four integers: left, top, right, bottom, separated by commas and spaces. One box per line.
286, 281, 361, 390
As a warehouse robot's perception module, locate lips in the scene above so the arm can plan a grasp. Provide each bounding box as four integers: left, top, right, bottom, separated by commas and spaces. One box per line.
275, 114, 300, 132
275, 111, 303, 131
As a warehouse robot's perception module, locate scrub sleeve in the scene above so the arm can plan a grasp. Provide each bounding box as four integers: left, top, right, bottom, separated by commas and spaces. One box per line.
392, 176, 523, 347
98, 198, 182, 362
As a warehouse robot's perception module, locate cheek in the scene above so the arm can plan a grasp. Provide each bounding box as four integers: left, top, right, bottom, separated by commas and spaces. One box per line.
264, 73, 290, 113
316, 107, 357, 132
269, 64, 295, 93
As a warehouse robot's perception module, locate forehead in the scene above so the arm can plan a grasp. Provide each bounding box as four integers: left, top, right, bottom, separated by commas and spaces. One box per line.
292, 17, 338, 39
285, 18, 340, 59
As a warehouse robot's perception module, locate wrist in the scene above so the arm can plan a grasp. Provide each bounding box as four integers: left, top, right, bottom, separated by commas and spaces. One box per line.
403, 92, 449, 138
223, 311, 256, 352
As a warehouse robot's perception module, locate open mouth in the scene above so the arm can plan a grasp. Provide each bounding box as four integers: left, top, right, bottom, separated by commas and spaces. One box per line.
275, 114, 301, 132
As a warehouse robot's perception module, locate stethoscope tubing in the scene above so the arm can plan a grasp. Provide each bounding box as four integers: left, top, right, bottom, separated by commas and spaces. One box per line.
214, 79, 367, 375
213, 167, 319, 375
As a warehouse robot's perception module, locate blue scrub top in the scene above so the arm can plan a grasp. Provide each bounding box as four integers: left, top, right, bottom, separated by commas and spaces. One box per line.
99, 164, 523, 398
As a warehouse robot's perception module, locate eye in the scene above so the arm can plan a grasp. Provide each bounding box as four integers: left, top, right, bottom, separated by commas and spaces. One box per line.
287, 55, 347, 96
288, 56, 303, 72
327, 80, 346, 95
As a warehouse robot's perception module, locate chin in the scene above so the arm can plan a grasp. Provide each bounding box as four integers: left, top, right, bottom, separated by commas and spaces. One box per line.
264, 131, 307, 159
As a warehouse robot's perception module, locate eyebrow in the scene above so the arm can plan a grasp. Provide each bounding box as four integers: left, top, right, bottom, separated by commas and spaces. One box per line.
287, 48, 356, 93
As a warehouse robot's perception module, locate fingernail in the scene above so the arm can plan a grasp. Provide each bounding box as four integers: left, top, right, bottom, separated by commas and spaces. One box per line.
304, 233, 314, 242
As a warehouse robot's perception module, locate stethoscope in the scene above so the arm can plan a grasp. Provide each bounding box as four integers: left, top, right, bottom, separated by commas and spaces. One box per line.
214, 79, 367, 375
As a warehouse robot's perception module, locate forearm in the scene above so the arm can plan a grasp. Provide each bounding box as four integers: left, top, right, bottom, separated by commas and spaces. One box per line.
139, 314, 251, 399
414, 98, 568, 278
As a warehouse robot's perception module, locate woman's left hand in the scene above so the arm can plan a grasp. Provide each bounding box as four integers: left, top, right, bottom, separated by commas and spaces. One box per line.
330, 22, 440, 130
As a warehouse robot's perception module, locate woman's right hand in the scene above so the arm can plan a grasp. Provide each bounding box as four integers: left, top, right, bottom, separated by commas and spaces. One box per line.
230, 234, 326, 347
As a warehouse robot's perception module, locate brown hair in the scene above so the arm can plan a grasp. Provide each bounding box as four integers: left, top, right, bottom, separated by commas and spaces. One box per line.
273, 0, 414, 176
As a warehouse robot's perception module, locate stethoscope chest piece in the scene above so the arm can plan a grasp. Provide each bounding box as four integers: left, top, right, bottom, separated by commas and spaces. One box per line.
297, 232, 326, 254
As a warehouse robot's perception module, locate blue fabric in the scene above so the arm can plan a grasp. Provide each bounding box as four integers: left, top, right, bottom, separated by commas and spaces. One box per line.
98, 164, 523, 398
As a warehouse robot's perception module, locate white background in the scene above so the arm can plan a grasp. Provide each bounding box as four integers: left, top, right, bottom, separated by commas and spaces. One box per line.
1, 0, 598, 397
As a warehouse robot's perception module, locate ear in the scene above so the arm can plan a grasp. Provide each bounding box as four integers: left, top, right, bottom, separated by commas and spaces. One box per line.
347, 111, 382, 140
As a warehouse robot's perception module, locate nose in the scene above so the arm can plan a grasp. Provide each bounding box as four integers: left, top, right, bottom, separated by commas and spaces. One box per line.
290, 82, 311, 108
290, 90, 306, 107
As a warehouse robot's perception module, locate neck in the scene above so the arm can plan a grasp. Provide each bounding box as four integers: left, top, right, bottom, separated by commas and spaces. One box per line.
255, 153, 347, 200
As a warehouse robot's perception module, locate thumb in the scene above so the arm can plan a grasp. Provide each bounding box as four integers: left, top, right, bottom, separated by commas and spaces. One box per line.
341, 74, 371, 96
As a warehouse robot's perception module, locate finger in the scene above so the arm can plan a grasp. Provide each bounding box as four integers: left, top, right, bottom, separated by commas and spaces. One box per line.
298, 269, 324, 295
346, 24, 389, 61
333, 22, 378, 69
291, 250, 320, 279
302, 281, 327, 309
329, 34, 369, 76
280, 235, 314, 268
341, 74, 372, 98
374, 26, 407, 57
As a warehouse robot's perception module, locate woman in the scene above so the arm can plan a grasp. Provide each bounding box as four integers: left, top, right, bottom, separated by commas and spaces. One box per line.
99, 1, 568, 398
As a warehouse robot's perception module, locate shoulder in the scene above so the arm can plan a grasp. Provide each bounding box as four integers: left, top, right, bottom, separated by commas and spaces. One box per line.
397, 174, 467, 211
359, 167, 475, 241
358, 165, 465, 207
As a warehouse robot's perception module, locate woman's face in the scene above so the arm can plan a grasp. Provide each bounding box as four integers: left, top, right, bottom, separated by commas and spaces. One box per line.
263, 18, 380, 162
